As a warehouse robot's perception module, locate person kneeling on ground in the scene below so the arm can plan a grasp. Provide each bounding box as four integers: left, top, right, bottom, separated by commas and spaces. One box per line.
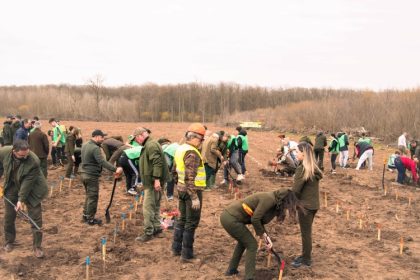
387, 151, 400, 172
394, 155, 419, 186
0, 140, 48, 258
220, 189, 305, 280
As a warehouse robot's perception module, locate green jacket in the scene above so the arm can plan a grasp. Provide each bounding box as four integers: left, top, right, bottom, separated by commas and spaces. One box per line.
291, 164, 322, 210
64, 133, 76, 156
139, 137, 169, 188
0, 146, 48, 207
2, 121, 13, 145
225, 189, 289, 236
80, 140, 117, 178
314, 134, 327, 150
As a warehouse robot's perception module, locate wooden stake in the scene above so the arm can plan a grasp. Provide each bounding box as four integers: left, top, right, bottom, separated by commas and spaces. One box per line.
266, 253, 272, 267
358, 215, 363, 229
139, 192, 144, 204
377, 224, 381, 241
50, 186, 53, 197
59, 177, 63, 192
135, 195, 139, 212
121, 213, 126, 231
384, 185, 387, 196
400, 236, 404, 255
68, 178, 73, 188
395, 190, 399, 200
113, 225, 117, 244
346, 209, 350, 221
85, 256, 90, 280
336, 201, 340, 213
278, 260, 285, 280
408, 195, 412, 206
324, 192, 328, 207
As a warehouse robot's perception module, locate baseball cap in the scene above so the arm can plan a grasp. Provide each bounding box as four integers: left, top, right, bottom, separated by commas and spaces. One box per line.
92, 129, 107, 137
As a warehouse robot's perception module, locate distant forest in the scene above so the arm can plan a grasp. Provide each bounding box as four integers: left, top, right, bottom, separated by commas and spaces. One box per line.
0, 83, 418, 140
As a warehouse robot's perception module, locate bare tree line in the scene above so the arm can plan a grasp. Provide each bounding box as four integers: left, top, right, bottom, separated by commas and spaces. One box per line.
225, 89, 420, 142
0, 84, 418, 141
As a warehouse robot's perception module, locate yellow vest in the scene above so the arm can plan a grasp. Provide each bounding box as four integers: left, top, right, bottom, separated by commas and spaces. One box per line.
174, 143, 206, 188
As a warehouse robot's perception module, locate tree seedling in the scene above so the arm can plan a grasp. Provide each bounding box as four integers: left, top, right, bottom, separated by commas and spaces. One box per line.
121, 213, 126, 231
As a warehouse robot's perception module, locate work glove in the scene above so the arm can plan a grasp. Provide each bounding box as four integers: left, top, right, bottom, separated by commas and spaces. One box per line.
262, 233, 273, 250
191, 197, 200, 211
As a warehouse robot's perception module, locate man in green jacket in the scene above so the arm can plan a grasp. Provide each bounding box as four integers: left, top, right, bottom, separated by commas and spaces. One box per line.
80, 130, 123, 225
11, 116, 21, 143
0, 140, 48, 258
314, 131, 327, 171
28, 121, 49, 178
133, 127, 169, 242
2, 115, 14, 146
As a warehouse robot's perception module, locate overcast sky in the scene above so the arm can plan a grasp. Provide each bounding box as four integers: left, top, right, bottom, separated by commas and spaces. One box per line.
0, 1, 419, 89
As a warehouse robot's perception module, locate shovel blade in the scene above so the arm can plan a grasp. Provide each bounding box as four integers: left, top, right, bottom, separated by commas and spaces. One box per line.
105, 211, 111, 224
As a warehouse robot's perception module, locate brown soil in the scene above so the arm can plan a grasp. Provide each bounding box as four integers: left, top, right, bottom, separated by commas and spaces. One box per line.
0, 122, 419, 280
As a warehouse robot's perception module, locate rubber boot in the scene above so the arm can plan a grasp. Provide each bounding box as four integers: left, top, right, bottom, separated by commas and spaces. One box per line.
181, 229, 195, 261
172, 224, 184, 256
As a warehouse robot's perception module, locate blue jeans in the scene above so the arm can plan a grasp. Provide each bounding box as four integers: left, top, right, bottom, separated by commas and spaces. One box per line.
394, 157, 405, 184
224, 150, 242, 180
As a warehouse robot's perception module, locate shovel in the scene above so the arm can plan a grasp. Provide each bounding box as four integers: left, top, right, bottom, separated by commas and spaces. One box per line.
105, 178, 118, 224
3, 196, 41, 231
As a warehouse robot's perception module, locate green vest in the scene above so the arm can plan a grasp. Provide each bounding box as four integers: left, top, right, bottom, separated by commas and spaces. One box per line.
338, 134, 347, 148
227, 135, 237, 150
164, 143, 180, 158
53, 126, 66, 144
237, 135, 249, 151
130, 140, 140, 147
329, 139, 340, 153
124, 146, 143, 160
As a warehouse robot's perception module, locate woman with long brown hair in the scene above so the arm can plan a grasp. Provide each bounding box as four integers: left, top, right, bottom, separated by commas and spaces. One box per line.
291, 141, 323, 268
220, 189, 305, 280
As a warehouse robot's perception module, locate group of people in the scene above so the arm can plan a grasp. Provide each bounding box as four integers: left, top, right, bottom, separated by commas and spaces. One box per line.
0, 116, 323, 280
3, 115, 418, 279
